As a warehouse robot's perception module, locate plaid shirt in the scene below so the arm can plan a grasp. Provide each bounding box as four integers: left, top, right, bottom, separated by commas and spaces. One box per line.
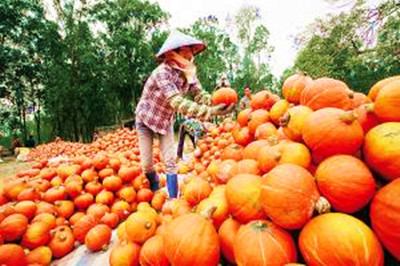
136, 62, 202, 135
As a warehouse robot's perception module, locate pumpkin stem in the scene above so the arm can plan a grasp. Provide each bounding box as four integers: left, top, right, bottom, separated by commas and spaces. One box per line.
341, 111, 357, 125
145, 221, 152, 229
101, 244, 108, 252
268, 136, 279, 146
364, 103, 374, 113
199, 205, 217, 219
251, 220, 267, 231
58, 233, 67, 242
315, 196, 331, 214
279, 113, 291, 127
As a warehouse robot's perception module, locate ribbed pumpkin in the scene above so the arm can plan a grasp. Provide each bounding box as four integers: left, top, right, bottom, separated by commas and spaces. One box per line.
300, 77, 352, 110
55, 200, 75, 218
48, 225, 75, 258
151, 190, 168, 211
258, 141, 311, 174
269, 99, 291, 126
100, 212, 119, 228
368, 75, 400, 101
248, 109, 270, 134
316, 155, 376, 213
353, 103, 380, 133
74, 193, 94, 209
183, 177, 212, 206
282, 73, 313, 104
0, 244, 26, 266
212, 87, 238, 106
196, 186, 229, 229
261, 164, 329, 230
370, 179, 400, 260
0, 213, 28, 242
125, 210, 157, 244
234, 220, 297, 265
73, 214, 97, 243
254, 122, 278, 140
111, 200, 131, 220
87, 203, 110, 222
251, 90, 279, 110
280, 105, 313, 142
237, 108, 252, 127
232, 126, 253, 146
363, 122, 400, 180
225, 174, 266, 223
25, 246, 52, 266
216, 159, 239, 184
85, 224, 112, 251
302, 108, 364, 163
299, 213, 384, 266
139, 235, 169, 266
109, 241, 141, 266
221, 143, 243, 161
242, 140, 270, 160
218, 217, 241, 264
21, 222, 51, 249
374, 80, 400, 122
163, 208, 220, 266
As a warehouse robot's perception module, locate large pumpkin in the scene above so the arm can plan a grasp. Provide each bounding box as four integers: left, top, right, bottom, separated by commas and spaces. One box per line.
225, 174, 266, 223
163, 209, 220, 266
374, 80, 400, 122
109, 241, 141, 266
353, 103, 380, 133
368, 75, 400, 101
212, 87, 238, 106
370, 179, 400, 260
218, 217, 241, 264
299, 213, 384, 266
282, 73, 313, 104
139, 235, 169, 266
363, 122, 400, 180
300, 77, 352, 110
315, 155, 376, 213
196, 186, 229, 229
302, 108, 364, 163
234, 220, 297, 265
251, 90, 280, 110
260, 164, 329, 230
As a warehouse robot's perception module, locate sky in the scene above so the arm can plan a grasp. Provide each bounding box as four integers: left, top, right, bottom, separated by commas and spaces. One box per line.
149, 0, 384, 77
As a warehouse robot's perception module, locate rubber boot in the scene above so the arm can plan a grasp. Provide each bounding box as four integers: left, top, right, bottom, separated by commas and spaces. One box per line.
166, 173, 178, 198
145, 172, 159, 192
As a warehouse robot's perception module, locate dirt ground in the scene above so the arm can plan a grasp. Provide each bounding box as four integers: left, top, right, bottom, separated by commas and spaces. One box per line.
0, 156, 35, 189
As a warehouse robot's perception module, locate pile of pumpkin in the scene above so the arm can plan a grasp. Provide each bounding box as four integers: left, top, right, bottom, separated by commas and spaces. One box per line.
0, 74, 399, 265
25, 127, 143, 162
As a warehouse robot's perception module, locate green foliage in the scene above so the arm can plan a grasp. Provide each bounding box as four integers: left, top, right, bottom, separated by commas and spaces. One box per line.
291, 0, 400, 94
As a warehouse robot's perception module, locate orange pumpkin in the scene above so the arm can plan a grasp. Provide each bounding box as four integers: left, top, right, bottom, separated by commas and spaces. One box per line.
302, 108, 364, 163
270, 99, 291, 125
109, 241, 141, 266
351, 91, 372, 108
300, 77, 352, 110
221, 143, 243, 161
21, 222, 51, 249
234, 220, 297, 265
55, 200, 75, 218
139, 235, 169, 266
242, 139, 270, 160
85, 181, 103, 196
100, 212, 119, 229
261, 164, 328, 229
103, 176, 122, 191
299, 213, 384, 266
95, 190, 115, 205
316, 155, 376, 213
282, 73, 313, 104
218, 217, 241, 264
118, 165, 141, 183
237, 159, 260, 175
25, 246, 52, 266
163, 210, 220, 266
232, 126, 253, 146
69, 212, 85, 226
0, 244, 26, 266
111, 200, 131, 220
87, 203, 110, 222
125, 211, 157, 244
151, 190, 168, 211
48, 225, 75, 258
353, 103, 380, 133
237, 108, 252, 127
368, 75, 400, 101
248, 109, 270, 134
363, 122, 400, 180
73, 214, 97, 243
280, 105, 313, 142
32, 213, 56, 230
14, 200, 37, 220
85, 224, 112, 251
250, 90, 279, 110
117, 186, 136, 203
254, 122, 278, 140
196, 186, 229, 229
0, 213, 28, 242
374, 80, 400, 122
225, 174, 266, 223
212, 87, 238, 106
136, 188, 153, 203
370, 179, 400, 260
183, 177, 212, 206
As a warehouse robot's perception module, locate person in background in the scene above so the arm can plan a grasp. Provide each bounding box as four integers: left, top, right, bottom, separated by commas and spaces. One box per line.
239, 85, 253, 110
25, 135, 35, 148
135, 30, 234, 198
10, 135, 23, 154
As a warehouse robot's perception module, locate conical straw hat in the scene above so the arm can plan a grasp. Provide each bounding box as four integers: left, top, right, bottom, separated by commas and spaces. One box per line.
156, 30, 206, 58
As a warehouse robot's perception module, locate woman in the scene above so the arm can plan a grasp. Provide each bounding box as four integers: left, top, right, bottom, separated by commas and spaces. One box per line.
135, 30, 233, 198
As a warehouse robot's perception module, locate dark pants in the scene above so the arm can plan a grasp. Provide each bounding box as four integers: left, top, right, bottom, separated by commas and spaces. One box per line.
177, 125, 195, 159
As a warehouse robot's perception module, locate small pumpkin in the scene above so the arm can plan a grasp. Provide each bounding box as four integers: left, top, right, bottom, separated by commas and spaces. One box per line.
26, 246, 52, 265
0, 244, 26, 266
282, 73, 313, 104
212, 87, 238, 106
125, 210, 157, 244
85, 224, 112, 252
72, 214, 97, 243
48, 225, 75, 258
0, 213, 28, 242
21, 222, 51, 249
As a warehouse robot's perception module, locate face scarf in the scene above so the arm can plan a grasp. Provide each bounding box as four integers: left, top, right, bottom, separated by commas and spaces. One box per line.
164, 51, 197, 83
